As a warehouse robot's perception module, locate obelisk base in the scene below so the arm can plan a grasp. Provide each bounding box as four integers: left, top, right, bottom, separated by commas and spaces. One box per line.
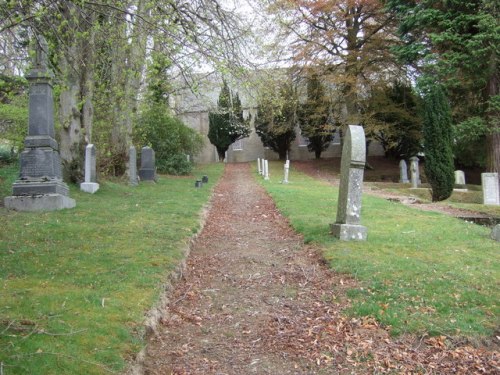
330, 223, 367, 241
80, 182, 100, 194
4, 194, 76, 212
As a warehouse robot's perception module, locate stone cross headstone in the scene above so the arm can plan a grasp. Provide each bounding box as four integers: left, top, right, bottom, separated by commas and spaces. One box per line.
4, 35, 75, 211
330, 125, 367, 241
454, 170, 466, 185
482, 173, 499, 205
399, 159, 409, 183
491, 224, 500, 242
139, 146, 157, 182
80, 144, 99, 193
257, 158, 262, 175
410, 156, 420, 188
129, 146, 138, 186
264, 160, 270, 180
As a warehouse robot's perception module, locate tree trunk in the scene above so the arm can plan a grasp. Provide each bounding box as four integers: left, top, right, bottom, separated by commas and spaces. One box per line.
58, 46, 84, 183
315, 150, 321, 159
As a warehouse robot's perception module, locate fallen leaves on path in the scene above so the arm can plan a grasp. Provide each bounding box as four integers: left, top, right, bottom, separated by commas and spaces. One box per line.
141, 163, 498, 375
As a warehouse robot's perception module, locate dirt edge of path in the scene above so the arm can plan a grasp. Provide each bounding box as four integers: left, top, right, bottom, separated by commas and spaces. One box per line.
124, 174, 221, 375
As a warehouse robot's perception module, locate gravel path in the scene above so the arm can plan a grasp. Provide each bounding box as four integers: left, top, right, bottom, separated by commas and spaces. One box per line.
141, 163, 498, 375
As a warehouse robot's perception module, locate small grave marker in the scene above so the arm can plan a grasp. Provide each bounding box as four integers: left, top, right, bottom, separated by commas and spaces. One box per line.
399, 159, 409, 183
129, 146, 138, 186
482, 173, 499, 205
80, 144, 99, 193
139, 147, 157, 182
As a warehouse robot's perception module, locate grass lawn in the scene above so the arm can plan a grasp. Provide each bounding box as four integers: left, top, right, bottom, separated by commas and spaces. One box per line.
0, 163, 223, 374
258, 161, 499, 338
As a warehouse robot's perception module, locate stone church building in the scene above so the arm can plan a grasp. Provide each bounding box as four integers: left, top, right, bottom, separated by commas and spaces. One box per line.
169, 74, 384, 164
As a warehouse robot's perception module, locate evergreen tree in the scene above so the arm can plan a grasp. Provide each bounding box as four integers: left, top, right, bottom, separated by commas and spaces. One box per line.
362, 81, 422, 159
255, 81, 297, 160
388, 0, 499, 175
422, 84, 455, 202
208, 80, 250, 161
298, 74, 335, 159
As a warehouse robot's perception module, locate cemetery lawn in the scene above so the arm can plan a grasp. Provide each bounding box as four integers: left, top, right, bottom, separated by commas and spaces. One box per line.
260, 162, 499, 339
0, 163, 223, 375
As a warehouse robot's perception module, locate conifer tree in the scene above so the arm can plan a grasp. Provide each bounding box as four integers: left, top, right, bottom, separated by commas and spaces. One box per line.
422, 84, 455, 202
298, 74, 334, 159
208, 80, 250, 161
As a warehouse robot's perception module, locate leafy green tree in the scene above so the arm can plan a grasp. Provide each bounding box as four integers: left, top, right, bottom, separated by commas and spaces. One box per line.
208, 80, 250, 161
298, 73, 335, 159
388, 0, 500, 175
134, 103, 203, 175
362, 81, 422, 159
255, 79, 297, 160
422, 84, 455, 202
0, 74, 27, 157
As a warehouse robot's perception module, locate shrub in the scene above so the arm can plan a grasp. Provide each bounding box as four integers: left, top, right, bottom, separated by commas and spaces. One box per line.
422, 84, 455, 202
135, 104, 203, 175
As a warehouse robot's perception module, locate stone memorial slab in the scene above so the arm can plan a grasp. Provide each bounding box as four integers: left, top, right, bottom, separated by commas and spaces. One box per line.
491, 224, 500, 241
482, 173, 499, 205
4, 35, 75, 211
129, 146, 138, 186
282, 160, 290, 184
410, 156, 420, 188
455, 170, 466, 186
330, 125, 367, 241
139, 146, 157, 182
80, 144, 99, 194
399, 159, 409, 183
257, 158, 262, 175
264, 160, 269, 180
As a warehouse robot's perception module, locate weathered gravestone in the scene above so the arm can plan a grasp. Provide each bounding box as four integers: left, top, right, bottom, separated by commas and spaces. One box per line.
129, 146, 138, 186
264, 160, 270, 181
330, 125, 367, 241
482, 173, 499, 205
454, 170, 468, 191
399, 159, 409, 183
80, 144, 99, 193
257, 158, 262, 175
410, 156, 421, 188
282, 160, 290, 184
139, 147, 157, 182
491, 224, 500, 242
455, 170, 466, 186
4, 36, 75, 211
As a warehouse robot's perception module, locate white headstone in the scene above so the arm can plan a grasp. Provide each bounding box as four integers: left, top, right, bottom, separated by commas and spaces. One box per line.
482, 173, 499, 205
491, 224, 500, 241
330, 125, 367, 241
399, 159, 409, 183
80, 144, 100, 193
282, 161, 289, 184
257, 158, 262, 175
454, 170, 466, 185
264, 160, 270, 180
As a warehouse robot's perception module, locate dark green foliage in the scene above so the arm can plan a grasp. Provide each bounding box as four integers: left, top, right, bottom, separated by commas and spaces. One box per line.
422, 84, 455, 202
363, 81, 422, 159
208, 80, 250, 160
387, 0, 500, 171
255, 81, 297, 160
135, 104, 203, 175
0, 75, 28, 153
298, 74, 335, 159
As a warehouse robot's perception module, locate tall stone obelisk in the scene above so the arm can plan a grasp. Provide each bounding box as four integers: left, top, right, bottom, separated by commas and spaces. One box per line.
4, 36, 75, 211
